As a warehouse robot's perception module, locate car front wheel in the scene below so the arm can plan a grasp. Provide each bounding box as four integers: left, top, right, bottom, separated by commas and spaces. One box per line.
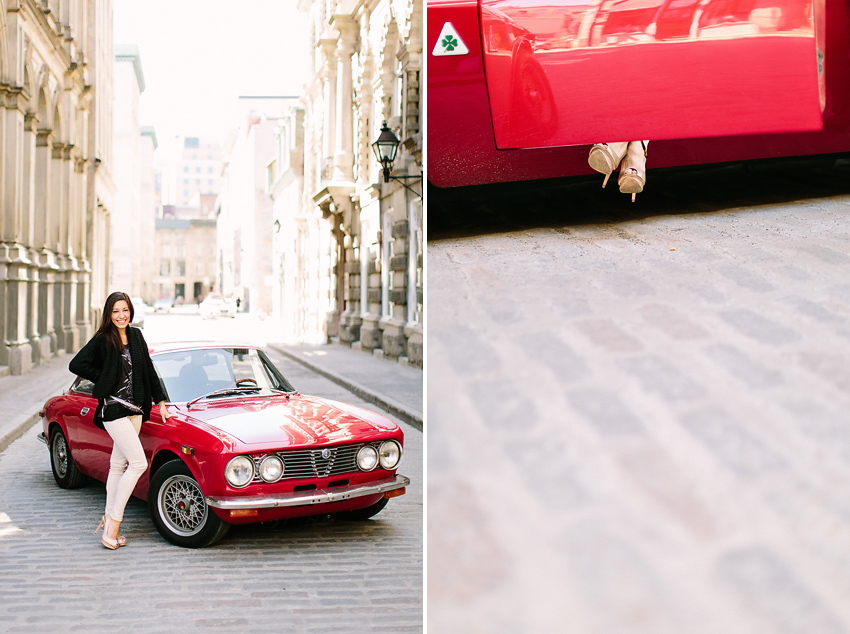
49, 426, 86, 489
148, 460, 230, 548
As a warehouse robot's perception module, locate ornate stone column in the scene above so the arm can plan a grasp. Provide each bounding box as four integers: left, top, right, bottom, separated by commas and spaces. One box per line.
35, 128, 58, 358
23, 113, 41, 363
332, 16, 357, 183
59, 144, 79, 352
1, 87, 35, 373
319, 37, 337, 184
75, 156, 91, 346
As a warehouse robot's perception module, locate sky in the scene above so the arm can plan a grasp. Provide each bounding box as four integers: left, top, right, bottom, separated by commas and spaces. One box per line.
113, 0, 310, 148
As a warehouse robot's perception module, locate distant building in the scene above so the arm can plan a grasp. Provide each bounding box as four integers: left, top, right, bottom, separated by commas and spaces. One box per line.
154, 218, 217, 303
217, 98, 299, 316
0, 0, 114, 374
112, 45, 155, 302
161, 136, 224, 207
268, 107, 331, 343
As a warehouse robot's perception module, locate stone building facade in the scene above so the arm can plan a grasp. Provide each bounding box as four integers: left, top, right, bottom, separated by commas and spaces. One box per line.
154, 217, 216, 303
268, 105, 333, 344
300, 0, 423, 366
0, 0, 114, 374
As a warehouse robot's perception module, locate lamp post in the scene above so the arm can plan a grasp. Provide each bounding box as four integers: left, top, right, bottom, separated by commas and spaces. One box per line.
371, 121, 421, 199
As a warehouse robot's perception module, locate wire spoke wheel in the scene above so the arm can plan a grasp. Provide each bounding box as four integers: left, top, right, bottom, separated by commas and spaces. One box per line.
52, 434, 69, 478
157, 474, 208, 536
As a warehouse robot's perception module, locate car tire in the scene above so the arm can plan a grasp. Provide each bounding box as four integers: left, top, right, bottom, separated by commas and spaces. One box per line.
49, 426, 87, 489
338, 496, 389, 521
148, 460, 230, 548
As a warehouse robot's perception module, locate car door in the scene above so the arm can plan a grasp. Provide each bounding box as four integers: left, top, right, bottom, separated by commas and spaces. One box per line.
64, 378, 113, 482
478, 0, 825, 149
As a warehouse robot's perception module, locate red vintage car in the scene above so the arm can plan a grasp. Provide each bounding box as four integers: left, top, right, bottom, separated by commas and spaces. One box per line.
38, 343, 409, 548
428, 0, 848, 188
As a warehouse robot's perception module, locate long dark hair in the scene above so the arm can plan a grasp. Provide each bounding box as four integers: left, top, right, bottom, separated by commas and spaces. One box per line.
96, 292, 135, 350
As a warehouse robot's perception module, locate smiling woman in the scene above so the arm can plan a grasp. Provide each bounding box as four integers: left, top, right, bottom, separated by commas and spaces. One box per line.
69, 291, 169, 550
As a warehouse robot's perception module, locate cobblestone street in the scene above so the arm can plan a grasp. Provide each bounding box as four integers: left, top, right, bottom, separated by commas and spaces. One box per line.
0, 322, 422, 633
427, 157, 850, 633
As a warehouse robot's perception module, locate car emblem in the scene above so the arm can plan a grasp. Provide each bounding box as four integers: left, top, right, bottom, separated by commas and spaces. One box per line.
433, 23, 469, 57
310, 448, 336, 477
81, 407, 90, 416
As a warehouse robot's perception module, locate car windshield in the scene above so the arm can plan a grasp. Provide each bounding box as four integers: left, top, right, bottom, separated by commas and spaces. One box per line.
152, 347, 296, 403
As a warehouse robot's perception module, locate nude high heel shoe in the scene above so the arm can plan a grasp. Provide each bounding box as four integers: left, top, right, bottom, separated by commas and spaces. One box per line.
588, 142, 629, 188
618, 140, 648, 202
96, 515, 125, 549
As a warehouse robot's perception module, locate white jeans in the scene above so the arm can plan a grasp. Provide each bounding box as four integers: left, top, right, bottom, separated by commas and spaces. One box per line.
103, 415, 147, 522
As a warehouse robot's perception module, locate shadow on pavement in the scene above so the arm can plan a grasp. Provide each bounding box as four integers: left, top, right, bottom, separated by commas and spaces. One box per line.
429, 154, 850, 240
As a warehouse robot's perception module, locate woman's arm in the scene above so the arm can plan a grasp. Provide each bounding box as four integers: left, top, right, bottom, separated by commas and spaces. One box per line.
134, 328, 169, 408
69, 335, 104, 383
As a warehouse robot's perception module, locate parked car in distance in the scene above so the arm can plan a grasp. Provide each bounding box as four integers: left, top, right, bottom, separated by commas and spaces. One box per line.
38, 343, 409, 548
199, 293, 236, 319
130, 297, 146, 328
153, 297, 173, 313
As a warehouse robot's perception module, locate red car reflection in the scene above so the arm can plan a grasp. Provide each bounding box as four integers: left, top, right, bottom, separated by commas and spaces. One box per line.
38, 343, 408, 548
428, 0, 838, 187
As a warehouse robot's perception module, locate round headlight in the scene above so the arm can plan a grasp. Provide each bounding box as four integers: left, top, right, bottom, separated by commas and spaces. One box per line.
378, 440, 402, 470
356, 445, 379, 471
259, 455, 284, 482
224, 455, 254, 488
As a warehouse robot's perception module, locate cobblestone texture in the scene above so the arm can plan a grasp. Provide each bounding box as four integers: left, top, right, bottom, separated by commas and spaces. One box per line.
428, 158, 850, 633
0, 349, 422, 633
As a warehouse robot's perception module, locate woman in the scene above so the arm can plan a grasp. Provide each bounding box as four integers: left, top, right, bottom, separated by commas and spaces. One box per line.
70, 292, 170, 549
587, 140, 649, 202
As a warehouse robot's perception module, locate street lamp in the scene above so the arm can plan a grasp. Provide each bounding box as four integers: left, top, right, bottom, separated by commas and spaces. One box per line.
372, 121, 400, 183
371, 121, 422, 199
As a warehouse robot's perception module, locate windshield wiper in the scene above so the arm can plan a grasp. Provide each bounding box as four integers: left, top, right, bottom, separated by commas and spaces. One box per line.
187, 386, 261, 407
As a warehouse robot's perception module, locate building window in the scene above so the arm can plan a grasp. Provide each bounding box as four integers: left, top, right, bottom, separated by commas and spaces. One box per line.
208, 167, 213, 173
183, 190, 189, 197
176, 261, 186, 276
183, 166, 188, 172
196, 167, 201, 173
183, 178, 188, 185
160, 262, 170, 275
196, 179, 201, 185
208, 179, 213, 185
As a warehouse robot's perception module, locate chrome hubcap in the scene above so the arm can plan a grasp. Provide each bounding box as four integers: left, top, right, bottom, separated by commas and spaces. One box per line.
158, 474, 207, 536
52, 435, 68, 477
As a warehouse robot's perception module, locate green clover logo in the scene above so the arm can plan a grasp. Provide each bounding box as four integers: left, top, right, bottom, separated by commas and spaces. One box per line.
441, 35, 459, 52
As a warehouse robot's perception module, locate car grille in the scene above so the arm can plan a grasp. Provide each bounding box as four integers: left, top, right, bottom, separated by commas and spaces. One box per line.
250, 444, 368, 482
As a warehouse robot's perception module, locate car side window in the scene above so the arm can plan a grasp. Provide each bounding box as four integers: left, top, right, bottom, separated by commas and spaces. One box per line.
72, 377, 95, 395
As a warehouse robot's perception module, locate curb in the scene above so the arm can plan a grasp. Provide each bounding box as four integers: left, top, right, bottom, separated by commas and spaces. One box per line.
0, 412, 41, 454
270, 345, 423, 431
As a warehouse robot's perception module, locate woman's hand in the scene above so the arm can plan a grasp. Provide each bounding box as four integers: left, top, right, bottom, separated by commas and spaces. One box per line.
158, 401, 170, 421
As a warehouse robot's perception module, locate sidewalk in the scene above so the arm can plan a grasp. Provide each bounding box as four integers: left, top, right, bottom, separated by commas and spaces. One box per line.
268, 343, 423, 430
0, 352, 75, 453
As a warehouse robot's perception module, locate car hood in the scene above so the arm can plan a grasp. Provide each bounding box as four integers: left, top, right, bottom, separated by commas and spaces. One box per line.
178, 394, 397, 446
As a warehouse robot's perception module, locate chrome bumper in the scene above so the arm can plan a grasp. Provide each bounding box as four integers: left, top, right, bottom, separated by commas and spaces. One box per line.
205, 474, 410, 510
37, 432, 48, 445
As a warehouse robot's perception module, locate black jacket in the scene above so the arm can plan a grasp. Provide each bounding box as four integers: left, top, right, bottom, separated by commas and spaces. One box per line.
69, 327, 167, 429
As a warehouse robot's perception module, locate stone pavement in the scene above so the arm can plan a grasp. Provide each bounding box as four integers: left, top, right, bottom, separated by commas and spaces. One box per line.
0, 352, 75, 453
427, 159, 850, 633
269, 343, 423, 430
0, 349, 422, 633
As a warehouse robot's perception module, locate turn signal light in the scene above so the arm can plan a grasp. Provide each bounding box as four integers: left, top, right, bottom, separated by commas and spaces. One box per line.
384, 488, 406, 499
229, 509, 259, 518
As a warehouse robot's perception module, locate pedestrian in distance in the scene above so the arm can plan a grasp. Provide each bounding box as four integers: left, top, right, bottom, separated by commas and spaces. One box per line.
69, 291, 170, 550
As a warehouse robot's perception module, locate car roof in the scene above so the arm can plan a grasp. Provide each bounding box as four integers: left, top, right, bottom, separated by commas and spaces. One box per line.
148, 341, 260, 354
